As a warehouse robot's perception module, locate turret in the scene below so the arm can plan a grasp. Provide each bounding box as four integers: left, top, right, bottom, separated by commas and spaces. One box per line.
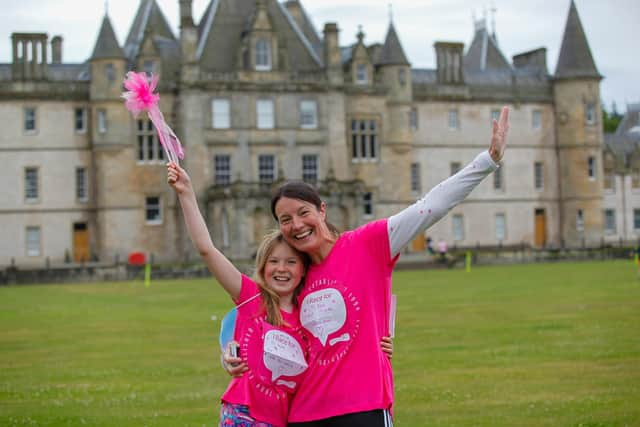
553, 0, 604, 247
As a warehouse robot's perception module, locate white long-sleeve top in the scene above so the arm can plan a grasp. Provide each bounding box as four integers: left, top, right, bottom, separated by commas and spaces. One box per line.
388, 150, 499, 257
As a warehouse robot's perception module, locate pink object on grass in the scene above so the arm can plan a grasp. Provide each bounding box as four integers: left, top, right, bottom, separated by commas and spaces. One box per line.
122, 71, 184, 163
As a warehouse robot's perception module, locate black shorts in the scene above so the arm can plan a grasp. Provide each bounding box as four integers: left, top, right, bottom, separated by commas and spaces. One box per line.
288, 409, 393, 427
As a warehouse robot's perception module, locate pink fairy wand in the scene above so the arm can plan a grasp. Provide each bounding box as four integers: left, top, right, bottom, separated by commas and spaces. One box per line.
122, 71, 184, 164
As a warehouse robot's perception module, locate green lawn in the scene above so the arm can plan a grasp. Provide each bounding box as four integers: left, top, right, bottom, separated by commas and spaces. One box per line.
1, 261, 639, 426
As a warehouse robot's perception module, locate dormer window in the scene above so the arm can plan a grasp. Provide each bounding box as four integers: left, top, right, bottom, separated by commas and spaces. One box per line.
143, 60, 155, 77
255, 38, 271, 71
356, 63, 367, 84
105, 63, 114, 83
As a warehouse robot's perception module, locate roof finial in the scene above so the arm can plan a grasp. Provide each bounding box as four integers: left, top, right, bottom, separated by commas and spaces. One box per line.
357, 24, 364, 43
490, 1, 497, 40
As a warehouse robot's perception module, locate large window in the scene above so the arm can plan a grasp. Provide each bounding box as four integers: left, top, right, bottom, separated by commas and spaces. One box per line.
604, 209, 616, 234
76, 167, 88, 202
137, 120, 164, 163
534, 161, 544, 190
495, 213, 506, 241
258, 154, 276, 185
24, 107, 36, 133
452, 214, 464, 241
634, 209, 640, 231
302, 154, 318, 184
214, 155, 231, 186
74, 108, 87, 133
145, 196, 162, 224
300, 100, 318, 129
256, 99, 274, 129
26, 226, 41, 257
410, 163, 421, 194
255, 38, 271, 71
25, 167, 39, 202
212, 98, 230, 129
350, 118, 378, 160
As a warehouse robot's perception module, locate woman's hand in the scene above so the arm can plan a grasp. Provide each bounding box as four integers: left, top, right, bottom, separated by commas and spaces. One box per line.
381, 336, 394, 360
167, 162, 192, 195
489, 106, 509, 163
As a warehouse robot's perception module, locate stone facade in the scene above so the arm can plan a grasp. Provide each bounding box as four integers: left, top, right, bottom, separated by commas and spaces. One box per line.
0, 0, 628, 267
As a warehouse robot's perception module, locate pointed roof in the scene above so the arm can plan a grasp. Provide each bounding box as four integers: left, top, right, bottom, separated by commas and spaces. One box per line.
90, 15, 125, 60
124, 0, 175, 60
196, 0, 321, 73
464, 20, 511, 72
554, 0, 601, 79
377, 23, 410, 66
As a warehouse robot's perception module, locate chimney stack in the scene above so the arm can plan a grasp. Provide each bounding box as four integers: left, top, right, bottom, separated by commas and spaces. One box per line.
51, 35, 63, 64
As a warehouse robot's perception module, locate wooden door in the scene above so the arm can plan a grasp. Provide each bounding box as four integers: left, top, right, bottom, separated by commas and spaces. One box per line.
534, 209, 546, 247
73, 222, 89, 262
412, 234, 426, 252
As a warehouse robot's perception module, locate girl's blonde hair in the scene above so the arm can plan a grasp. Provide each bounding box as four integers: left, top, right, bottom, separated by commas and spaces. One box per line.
253, 230, 309, 326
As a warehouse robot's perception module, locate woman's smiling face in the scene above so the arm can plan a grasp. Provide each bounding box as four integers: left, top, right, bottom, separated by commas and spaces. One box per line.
274, 196, 329, 255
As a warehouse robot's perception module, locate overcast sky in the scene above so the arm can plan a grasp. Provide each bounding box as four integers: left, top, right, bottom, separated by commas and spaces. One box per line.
1, 0, 637, 112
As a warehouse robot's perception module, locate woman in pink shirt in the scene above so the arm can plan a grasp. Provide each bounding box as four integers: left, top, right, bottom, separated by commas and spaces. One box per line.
240, 107, 510, 426
168, 164, 393, 427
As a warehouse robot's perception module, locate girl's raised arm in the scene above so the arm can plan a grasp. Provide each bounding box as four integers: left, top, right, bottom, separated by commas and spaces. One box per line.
167, 162, 241, 299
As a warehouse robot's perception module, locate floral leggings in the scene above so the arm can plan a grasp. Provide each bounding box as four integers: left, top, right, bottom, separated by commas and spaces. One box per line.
219, 402, 274, 427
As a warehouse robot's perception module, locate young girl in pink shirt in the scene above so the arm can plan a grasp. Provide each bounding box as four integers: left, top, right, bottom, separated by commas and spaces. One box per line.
167, 164, 393, 427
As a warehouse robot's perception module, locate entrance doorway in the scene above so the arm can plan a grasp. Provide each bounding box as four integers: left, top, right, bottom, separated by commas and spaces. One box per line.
534, 209, 547, 247
73, 222, 89, 262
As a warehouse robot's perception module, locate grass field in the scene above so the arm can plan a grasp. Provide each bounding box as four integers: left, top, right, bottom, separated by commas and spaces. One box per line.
1, 261, 639, 426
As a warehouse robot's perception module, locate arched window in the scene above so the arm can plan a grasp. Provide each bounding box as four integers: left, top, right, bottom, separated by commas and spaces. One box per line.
255, 38, 271, 71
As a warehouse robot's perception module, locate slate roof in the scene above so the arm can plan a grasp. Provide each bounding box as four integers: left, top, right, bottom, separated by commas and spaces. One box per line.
196, 0, 321, 73
124, 0, 176, 61
90, 15, 125, 60
554, 0, 601, 79
376, 23, 410, 66
464, 22, 511, 72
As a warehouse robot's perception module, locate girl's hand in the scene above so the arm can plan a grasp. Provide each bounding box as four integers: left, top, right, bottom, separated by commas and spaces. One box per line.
167, 162, 192, 195
489, 106, 509, 163
381, 336, 394, 360
221, 341, 248, 377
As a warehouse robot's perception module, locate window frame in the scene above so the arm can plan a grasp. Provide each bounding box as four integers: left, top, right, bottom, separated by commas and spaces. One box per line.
588, 156, 597, 180
255, 38, 272, 71
214, 154, 231, 186
299, 100, 318, 129
349, 117, 380, 162
356, 63, 367, 85
74, 107, 87, 134
26, 226, 41, 257
145, 196, 163, 225
302, 154, 318, 184
604, 209, 616, 235
256, 99, 275, 130
410, 162, 421, 194
24, 107, 37, 134
97, 109, 107, 134
448, 109, 459, 130
136, 119, 164, 164
363, 192, 373, 217
534, 161, 544, 191
258, 154, 276, 185
75, 167, 88, 202
495, 213, 506, 242
24, 167, 39, 203
212, 98, 231, 129
452, 214, 465, 241
532, 110, 542, 130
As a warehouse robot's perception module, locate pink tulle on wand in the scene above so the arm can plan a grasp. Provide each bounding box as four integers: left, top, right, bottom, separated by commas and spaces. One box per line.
122, 71, 184, 164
